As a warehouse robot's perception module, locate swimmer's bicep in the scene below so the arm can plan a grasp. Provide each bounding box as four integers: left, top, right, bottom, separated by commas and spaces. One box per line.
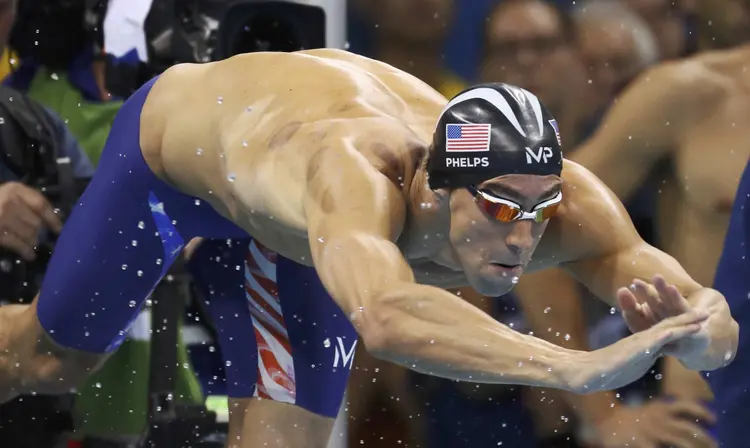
563, 242, 703, 306
303, 149, 414, 315
558, 168, 701, 303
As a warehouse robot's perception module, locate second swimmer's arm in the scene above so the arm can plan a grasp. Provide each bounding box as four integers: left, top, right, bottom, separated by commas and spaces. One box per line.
304, 148, 577, 388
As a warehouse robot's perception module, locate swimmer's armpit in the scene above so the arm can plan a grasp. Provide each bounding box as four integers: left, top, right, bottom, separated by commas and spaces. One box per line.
303, 145, 577, 388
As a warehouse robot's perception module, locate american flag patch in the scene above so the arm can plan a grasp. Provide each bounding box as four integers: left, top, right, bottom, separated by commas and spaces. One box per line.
445, 123, 491, 152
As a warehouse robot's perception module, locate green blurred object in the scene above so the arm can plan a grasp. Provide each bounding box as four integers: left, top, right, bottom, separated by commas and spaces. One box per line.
25, 68, 121, 166
25, 68, 203, 439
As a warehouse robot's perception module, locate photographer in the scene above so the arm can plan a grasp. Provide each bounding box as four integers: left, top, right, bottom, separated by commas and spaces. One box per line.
0, 2, 95, 447
0, 66, 95, 448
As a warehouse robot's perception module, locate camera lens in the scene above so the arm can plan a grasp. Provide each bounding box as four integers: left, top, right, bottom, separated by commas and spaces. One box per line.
230, 14, 303, 54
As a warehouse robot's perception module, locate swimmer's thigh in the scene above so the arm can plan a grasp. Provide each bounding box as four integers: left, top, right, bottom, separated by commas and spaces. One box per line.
190, 239, 357, 448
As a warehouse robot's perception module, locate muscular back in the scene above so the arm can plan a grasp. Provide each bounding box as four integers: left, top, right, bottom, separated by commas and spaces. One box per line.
137, 49, 447, 262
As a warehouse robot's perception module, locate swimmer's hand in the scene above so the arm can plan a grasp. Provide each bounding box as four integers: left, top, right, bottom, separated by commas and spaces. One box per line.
616, 275, 730, 370
0, 182, 63, 260
564, 310, 708, 394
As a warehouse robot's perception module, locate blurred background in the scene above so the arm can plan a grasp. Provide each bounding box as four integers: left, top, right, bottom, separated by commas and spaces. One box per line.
0, 0, 747, 447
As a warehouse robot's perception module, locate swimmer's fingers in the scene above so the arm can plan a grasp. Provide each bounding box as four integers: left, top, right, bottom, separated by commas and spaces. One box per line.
652, 275, 691, 315
0, 229, 36, 261
618, 286, 657, 332
17, 186, 62, 234
632, 279, 670, 321
649, 310, 709, 346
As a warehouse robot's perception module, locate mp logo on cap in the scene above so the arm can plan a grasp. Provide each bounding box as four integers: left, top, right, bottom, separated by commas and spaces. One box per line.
525, 146, 553, 164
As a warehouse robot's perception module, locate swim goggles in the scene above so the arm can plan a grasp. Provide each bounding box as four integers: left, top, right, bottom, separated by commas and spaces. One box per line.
467, 185, 562, 223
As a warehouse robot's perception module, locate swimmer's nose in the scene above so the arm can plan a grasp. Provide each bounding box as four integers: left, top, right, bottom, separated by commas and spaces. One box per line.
505, 220, 534, 255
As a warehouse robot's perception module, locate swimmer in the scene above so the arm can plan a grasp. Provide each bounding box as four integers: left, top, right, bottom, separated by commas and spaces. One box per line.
570, 44, 750, 445
0, 49, 737, 447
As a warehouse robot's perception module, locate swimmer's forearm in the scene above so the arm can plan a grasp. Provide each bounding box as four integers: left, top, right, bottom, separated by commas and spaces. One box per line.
367, 283, 580, 388
681, 287, 738, 371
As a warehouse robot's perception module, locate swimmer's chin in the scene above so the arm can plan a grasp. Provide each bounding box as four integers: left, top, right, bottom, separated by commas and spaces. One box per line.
467, 272, 521, 297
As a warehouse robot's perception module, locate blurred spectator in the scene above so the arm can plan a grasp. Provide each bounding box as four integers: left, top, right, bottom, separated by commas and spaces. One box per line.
3, 0, 203, 443
351, 0, 466, 97
0, 3, 96, 447
572, 0, 659, 115
480, 0, 589, 146
692, 0, 750, 49
621, 0, 689, 60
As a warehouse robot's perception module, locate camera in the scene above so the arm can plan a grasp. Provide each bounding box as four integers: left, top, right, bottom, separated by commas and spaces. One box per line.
96, 0, 346, 97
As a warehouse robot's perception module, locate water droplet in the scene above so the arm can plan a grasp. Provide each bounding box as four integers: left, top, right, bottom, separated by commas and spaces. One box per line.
225, 360, 232, 367
517, 361, 524, 367
419, 202, 432, 209
131, 240, 138, 247
156, 258, 163, 265
137, 221, 145, 229
95, 382, 102, 388
563, 334, 571, 341
242, 141, 249, 147
227, 173, 236, 182
609, 307, 616, 314
654, 373, 663, 380
543, 307, 551, 314
323, 338, 331, 348
121, 264, 128, 270
317, 237, 325, 243
128, 300, 137, 308
137, 270, 143, 277
217, 96, 223, 104
194, 199, 201, 206
196, 148, 203, 155
644, 349, 651, 355
511, 276, 519, 284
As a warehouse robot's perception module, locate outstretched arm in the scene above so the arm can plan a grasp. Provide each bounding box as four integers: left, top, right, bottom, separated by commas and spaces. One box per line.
559, 163, 738, 371
303, 141, 706, 392
304, 144, 574, 388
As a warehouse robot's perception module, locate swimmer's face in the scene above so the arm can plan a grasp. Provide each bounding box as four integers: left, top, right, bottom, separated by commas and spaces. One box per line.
448, 174, 562, 296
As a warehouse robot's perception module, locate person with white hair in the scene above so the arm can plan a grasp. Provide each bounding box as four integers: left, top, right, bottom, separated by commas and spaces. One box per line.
572, 0, 660, 113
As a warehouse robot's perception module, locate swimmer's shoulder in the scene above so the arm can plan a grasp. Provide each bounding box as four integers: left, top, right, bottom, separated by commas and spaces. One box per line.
536, 160, 635, 264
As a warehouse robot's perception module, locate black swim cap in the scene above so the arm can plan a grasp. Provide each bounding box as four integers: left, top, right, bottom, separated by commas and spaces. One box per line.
427, 83, 563, 190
